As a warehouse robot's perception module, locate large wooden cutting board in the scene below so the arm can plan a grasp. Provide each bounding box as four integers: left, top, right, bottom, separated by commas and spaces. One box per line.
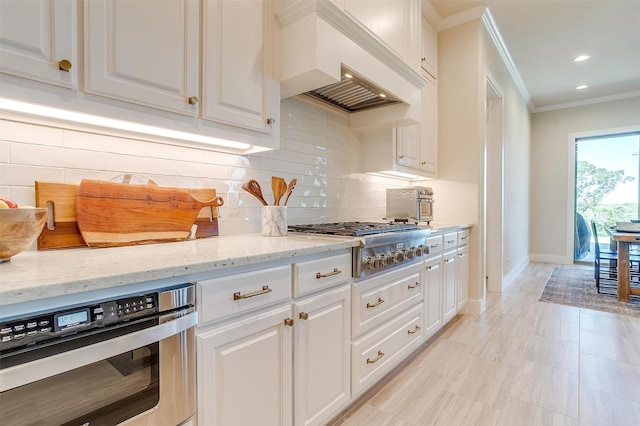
76, 179, 224, 248
35, 181, 222, 250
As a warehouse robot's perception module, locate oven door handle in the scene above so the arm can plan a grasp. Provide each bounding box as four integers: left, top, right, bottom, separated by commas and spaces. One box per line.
0, 309, 197, 393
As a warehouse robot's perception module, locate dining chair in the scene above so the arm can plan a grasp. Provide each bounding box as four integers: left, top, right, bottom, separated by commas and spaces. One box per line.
591, 221, 640, 294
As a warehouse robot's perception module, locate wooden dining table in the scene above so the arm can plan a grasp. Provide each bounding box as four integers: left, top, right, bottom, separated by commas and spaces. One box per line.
604, 226, 640, 302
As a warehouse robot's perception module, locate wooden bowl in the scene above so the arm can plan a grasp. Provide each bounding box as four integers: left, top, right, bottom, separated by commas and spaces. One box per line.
0, 208, 47, 263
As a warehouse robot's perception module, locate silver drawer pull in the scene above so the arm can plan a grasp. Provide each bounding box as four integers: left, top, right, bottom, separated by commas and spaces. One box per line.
447, 239, 456, 244
460, 236, 468, 240
366, 350, 384, 364
408, 282, 421, 289
430, 244, 440, 248
445, 258, 455, 263
316, 268, 342, 279
233, 285, 272, 300
366, 297, 385, 308
407, 325, 421, 334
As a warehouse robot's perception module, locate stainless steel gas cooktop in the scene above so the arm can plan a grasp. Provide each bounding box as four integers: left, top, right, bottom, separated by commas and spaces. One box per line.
288, 222, 430, 279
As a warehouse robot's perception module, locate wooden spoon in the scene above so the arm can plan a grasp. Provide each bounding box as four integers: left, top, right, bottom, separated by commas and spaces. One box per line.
272, 176, 287, 206
283, 178, 297, 206
241, 179, 268, 206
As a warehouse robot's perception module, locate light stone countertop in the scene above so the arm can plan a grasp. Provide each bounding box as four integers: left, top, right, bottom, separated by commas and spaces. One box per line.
0, 233, 360, 311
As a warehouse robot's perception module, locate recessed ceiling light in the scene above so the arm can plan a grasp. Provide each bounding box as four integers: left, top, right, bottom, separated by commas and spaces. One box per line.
576, 85, 589, 90
574, 55, 591, 62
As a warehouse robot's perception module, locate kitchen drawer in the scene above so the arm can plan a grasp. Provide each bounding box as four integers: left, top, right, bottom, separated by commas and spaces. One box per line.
443, 232, 458, 250
352, 304, 423, 396
293, 252, 352, 297
197, 265, 291, 325
352, 264, 422, 338
458, 229, 470, 246
425, 235, 443, 257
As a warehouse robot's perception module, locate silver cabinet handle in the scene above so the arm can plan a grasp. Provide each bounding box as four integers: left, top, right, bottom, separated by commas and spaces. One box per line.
366, 350, 384, 364
407, 325, 421, 334
408, 282, 421, 289
445, 258, 455, 263
233, 285, 272, 300
316, 268, 341, 279
366, 297, 385, 308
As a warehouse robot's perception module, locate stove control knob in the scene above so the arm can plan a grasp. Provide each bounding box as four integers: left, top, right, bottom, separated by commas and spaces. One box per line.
393, 251, 404, 263
404, 248, 415, 260
415, 244, 427, 257
376, 254, 388, 267
364, 256, 377, 270
383, 252, 395, 266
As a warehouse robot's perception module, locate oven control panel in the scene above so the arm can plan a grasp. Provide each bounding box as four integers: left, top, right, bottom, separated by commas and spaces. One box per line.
0, 292, 158, 352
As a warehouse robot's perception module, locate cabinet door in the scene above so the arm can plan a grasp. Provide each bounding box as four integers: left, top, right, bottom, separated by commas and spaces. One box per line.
457, 245, 469, 311
85, 0, 199, 115
197, 304, 293, 426
424, 255, 442, 337
421, 14, 437, 78
442, 250, 457, 323
0, 0, 77, 88
419, 76, 438, 176
202, 0, 278, 134
396, 125, 420, 169
294, 286, 351, 426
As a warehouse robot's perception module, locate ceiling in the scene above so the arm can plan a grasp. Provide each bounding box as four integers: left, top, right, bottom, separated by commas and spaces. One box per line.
427, 0, 640, 112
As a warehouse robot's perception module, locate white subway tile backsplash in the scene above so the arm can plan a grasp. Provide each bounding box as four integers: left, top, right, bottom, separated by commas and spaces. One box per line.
1, 97, 400, 238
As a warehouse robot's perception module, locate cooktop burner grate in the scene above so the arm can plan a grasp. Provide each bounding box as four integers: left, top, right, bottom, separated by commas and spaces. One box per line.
288, 222, 418, 237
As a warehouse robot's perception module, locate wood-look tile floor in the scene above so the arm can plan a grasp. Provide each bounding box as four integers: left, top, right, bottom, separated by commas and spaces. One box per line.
333, 263, 640, 426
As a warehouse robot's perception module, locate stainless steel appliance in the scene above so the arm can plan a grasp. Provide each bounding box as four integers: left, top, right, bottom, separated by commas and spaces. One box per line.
288, 222, 430, 279
386, 186, 434, 224
0, 284, 197, 426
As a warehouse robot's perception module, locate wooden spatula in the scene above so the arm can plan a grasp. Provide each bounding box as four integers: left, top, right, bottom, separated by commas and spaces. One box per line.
272, 176, 287, 206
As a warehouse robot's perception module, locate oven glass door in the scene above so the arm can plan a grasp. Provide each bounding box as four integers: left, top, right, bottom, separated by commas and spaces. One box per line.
1, 342, 159, 426
419, 199, 433, 220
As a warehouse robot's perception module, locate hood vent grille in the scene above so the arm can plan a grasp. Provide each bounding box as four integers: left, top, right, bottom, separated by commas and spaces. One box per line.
304, 69, 402, 113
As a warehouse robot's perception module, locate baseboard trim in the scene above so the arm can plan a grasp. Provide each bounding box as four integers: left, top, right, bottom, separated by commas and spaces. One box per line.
503, 256, 530, 290
465, 297, 486, 315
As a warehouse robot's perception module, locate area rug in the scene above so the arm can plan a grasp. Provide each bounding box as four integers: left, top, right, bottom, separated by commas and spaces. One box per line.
540, 266, 640, 318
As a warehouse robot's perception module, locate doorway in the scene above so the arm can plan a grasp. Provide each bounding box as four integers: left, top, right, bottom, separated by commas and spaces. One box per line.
573, 131, 640, 262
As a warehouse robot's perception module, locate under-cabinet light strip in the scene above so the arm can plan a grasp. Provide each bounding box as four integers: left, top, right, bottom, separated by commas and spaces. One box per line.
0, 98, 251, 151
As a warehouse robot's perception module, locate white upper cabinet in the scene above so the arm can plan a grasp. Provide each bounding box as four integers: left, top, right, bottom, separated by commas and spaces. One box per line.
421, 14, 437, 79
419, 76, 438, 177
0, 0, 77, 88
85, 0, 200, 116
202, 0, 279, 134
396, 125, 421, 170
343, 0, 421, 70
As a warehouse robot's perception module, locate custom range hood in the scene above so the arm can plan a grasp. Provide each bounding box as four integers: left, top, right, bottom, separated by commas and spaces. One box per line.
277, 0, 427, 131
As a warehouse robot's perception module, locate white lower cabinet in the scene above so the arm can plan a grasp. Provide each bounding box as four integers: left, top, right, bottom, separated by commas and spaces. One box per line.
442, 249, 458, 323
423, 254, 443, 338
197, 303, 293, 426
457, 244, 469, 312
352, 304, 423, 395
293, 285, 351, 426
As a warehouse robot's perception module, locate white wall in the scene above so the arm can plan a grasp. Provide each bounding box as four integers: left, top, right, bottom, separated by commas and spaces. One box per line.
427, 16, 531, 310
530, 96, 640, 263
0, 97, 400, 244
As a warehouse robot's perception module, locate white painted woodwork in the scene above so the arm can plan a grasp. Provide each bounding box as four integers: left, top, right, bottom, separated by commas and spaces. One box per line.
293, 252, 352, 297
420, 14, 437, 79
202, 0, 278, 135
419, 75, 438, 177
197, 265, 291, 325
396, 125, 421, 169
442, 249, 458, 323
196, 304, 293, 426
351, 304, 423, 396
352, 264, 423, 338
425, 235, 443, 257
85, 0, 200, 115
293, 285, 351, 426
457, 244, 469, 312
443, 232, 458, 251
0, 0, 77, 88
423, 254, 443, 338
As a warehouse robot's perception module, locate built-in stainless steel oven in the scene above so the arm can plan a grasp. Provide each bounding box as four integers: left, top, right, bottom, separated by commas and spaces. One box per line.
0, 283, 197, 426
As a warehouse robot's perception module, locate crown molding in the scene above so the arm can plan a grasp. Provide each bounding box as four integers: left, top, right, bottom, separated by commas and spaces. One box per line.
533, 91, 640, 113
481, 8, 535, 111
